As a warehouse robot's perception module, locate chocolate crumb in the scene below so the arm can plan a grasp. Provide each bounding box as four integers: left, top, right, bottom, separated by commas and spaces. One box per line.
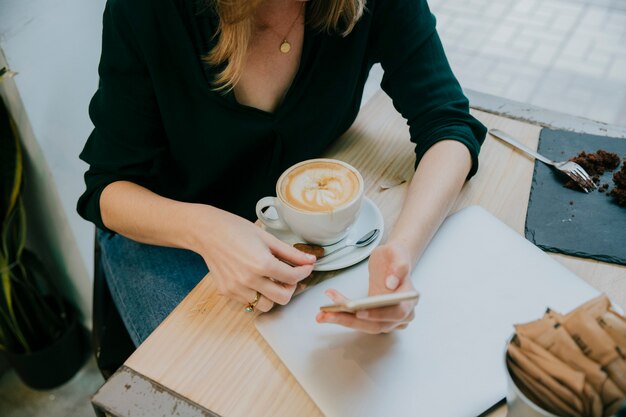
610, 160, 626, 207
564, 150, 621, 190
294, 243, 324, 259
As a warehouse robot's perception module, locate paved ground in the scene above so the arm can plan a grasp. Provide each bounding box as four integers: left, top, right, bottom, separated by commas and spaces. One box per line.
1, 1, 624, 417
367, 0, 626, 126
0, 357, 103, 417
434, 0, 626, 126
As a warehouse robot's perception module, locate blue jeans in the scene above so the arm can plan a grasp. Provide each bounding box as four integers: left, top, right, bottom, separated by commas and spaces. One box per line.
98, 230, 208, 346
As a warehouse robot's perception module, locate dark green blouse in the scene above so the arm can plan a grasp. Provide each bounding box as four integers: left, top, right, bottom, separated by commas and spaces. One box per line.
77, 0, 486, 231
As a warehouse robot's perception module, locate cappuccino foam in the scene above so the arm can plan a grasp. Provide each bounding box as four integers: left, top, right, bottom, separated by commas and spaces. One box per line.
280, 161, 361, 212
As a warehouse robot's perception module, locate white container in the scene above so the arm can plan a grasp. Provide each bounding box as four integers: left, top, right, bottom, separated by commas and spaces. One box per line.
504, 340, 560, 417
504, 340, 620, 417
505, 365, 560, 416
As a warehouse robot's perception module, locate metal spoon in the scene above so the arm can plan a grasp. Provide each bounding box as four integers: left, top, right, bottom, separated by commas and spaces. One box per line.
316, 229, 380, 263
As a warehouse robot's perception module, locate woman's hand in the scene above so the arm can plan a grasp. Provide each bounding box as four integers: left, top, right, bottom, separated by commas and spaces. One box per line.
100, 181, 315, 313
316, 241, 417, 333
195, 207, 316, 313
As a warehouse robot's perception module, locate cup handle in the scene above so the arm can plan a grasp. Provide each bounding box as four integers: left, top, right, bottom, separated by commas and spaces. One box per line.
256, 197, 289, 231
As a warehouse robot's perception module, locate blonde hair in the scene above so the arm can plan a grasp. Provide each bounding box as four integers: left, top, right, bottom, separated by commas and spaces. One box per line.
204, 0, 366, 92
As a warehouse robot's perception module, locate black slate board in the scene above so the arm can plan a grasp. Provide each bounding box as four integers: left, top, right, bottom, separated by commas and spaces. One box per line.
524, 128, 626, 265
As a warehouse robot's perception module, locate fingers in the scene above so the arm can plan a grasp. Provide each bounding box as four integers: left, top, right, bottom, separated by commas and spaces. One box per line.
317, 312, 385, 333
220, 276, 296, 312
385, 275, 400, 290
325, 288, 416, 323
316, 311, 410, 334
238, 286, 274, 313
355, 303, 416, 323
318, 288, 416, 333
263, 256, 314, 285
251, 275, 297, 306
253, 235, 315, 285
390, 261, 410, 280
242, 288, 274, 313
325, 288, 349, 304
253, 296, 274, 313
266, 234, 317, 266
384, 262, 410, 290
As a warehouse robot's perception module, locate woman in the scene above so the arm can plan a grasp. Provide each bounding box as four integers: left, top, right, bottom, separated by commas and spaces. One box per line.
78, 0, 486, 346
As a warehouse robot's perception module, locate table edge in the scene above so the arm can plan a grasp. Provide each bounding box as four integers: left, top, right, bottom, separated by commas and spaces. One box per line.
466, 89, 626, 139
91, 365, 220, 417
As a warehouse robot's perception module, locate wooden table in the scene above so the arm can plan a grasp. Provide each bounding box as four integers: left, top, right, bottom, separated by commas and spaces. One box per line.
92, 91, 626, 417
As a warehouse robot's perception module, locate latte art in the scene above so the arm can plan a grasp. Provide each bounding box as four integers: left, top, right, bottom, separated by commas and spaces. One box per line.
280, 162, 361, 212
257, 159, 364, 245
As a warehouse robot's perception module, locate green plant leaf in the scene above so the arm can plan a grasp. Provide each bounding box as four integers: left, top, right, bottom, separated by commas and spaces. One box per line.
1, 204, 18, 264
12, 267, 38, 338
21, 250, 67, 321
0, 95, 31, 353
0, 251, 13, 322
16, 259, 65, 336
0, 307, 25, 352
0, 91, 67, 353
15, 198, 26, 259
0, 96, 22, 225
0, 252, 29, 352
9, 117, 22, 215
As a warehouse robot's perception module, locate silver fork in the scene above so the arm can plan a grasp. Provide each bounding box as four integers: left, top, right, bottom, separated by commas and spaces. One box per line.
489, 129, 597, 193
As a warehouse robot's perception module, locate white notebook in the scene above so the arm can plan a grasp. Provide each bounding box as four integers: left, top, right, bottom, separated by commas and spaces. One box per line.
256, 205, 599, 417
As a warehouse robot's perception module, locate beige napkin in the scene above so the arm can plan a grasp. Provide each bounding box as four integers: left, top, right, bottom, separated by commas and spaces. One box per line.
508, 294, 626, 417
563, 308, 626, 393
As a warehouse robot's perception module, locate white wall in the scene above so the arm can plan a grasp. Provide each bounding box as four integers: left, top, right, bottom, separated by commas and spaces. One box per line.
0, 0, 108, 321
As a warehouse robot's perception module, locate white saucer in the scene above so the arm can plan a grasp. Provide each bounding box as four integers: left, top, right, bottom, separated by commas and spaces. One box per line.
260, 197, 384, 271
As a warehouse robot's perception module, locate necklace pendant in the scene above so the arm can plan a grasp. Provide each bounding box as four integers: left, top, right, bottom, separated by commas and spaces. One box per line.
280, 40, 291, 54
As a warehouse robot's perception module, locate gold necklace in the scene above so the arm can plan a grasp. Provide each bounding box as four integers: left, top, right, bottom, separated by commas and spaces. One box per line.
265, 3, 304, 54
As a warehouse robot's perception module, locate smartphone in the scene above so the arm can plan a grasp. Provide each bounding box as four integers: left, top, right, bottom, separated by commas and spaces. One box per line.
319, 291, 420, 313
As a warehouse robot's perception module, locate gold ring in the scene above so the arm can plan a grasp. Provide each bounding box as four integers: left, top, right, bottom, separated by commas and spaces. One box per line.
245, 292, 261, 313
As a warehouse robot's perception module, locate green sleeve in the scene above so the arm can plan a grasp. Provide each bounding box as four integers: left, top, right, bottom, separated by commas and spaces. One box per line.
77, 0, 167, 231
370, 0, 487, 177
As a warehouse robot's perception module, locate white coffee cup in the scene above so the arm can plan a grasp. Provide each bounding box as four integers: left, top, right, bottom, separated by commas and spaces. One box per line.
256, 158, 364, 246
